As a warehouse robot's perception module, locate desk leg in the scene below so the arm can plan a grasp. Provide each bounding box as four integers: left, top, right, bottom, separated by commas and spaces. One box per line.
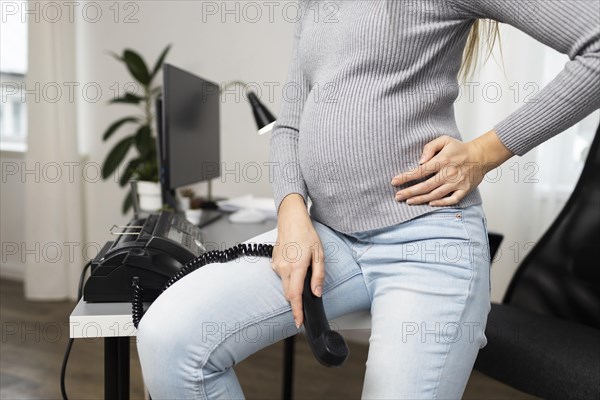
283, 336, 295, 400
105, 337, 130, 400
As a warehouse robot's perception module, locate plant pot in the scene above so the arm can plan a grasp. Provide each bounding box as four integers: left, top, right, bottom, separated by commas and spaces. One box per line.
184, 209, 203, 225
137, 181, 162, 212
179, 197, 191, 211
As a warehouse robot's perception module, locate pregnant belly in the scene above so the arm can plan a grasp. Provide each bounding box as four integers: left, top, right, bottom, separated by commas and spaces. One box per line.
297, 98, 427, 201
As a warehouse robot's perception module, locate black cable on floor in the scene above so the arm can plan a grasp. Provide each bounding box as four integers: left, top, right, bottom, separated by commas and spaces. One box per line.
60, 261, 91, 400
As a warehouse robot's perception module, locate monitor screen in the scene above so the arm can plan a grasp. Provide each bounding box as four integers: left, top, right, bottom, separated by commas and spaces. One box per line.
161, 63, 220, 190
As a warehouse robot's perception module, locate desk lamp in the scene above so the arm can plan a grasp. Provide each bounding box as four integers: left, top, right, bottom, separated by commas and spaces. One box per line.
248, 91, 276, 135
221, 80, 277, 135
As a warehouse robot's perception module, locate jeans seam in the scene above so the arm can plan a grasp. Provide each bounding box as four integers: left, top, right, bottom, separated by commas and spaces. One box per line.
432, 209, 476, 399
481, 216, 492, 295
322, 269, 364, 296
355, 259, 373, 304
431, 258, 474, 400
345, 241, 372, 303
457, 212, 474, 280
195, 304, 292, 399
194, 268, 363, 399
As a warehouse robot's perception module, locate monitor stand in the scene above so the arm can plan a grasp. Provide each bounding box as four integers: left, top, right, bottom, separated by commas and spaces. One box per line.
195, 195, 229, 227
196, 208, 224, 227
199, 200, 219, 210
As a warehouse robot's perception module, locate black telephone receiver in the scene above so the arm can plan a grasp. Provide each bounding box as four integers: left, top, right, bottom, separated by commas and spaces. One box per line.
302, 266, 350, 367
84, 210, 349, 367
133, 239, 349, 367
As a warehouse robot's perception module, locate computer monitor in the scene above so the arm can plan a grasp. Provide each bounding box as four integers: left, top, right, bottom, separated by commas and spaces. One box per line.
155, 63, 221, 211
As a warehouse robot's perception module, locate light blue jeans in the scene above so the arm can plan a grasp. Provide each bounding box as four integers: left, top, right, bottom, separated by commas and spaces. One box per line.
137, 204, 492, 399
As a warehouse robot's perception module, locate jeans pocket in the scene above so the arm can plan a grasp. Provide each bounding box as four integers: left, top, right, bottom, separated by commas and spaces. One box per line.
481, 217, 491, 261
413, 207, 464, 221
480, 216, 492, 295
407, 207, 470, 243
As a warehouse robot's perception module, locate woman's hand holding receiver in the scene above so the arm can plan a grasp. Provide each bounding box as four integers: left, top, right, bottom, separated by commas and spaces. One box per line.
272, 193, 325, 329
391, 129, 514, 206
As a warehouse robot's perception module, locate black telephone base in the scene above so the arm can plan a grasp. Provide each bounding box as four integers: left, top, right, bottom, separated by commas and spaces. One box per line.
83, 211, 205, 303
85, 210, 349, 368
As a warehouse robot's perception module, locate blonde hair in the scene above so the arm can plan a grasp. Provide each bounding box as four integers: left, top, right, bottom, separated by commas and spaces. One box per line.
458, 19, 505, 83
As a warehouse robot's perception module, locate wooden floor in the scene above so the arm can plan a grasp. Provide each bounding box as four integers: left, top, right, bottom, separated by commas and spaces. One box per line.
0, 278, 538, 399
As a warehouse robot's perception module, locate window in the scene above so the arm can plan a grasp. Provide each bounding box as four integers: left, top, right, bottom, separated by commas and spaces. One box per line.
535, 46, 599, 193
0, 11, 28, 151
528, 45, 600, 239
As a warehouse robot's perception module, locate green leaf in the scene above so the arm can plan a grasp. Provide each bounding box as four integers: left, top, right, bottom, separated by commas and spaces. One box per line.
122, 188, 133, 214
102, 117, 138, 141
119, 158, 142, 187
102, 136, 135, 179
110, 92, 144, 104
123, 49, 151, 85
150, 44, 172, 81
137, 157, 159, 182
134, 125, 152, 157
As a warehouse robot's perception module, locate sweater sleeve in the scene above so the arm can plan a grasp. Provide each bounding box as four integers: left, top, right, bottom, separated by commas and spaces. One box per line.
269, 17, 311, 214
450, 0, 600, 156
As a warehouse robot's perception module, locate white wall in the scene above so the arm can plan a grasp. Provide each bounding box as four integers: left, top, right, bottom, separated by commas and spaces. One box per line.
75, 1, 297, 248
2, 3, 594, 306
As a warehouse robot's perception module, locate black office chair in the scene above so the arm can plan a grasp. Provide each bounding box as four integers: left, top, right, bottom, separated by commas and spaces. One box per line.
474, 122, 600, 399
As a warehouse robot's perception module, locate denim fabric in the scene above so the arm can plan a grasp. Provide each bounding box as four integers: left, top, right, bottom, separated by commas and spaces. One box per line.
137, 204, 491, 399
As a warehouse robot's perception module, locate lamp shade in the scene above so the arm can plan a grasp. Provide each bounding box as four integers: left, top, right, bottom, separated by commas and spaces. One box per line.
247, 91, 276, 134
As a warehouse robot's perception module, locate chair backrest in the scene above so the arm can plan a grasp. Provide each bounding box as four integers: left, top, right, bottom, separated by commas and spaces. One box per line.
503, 123, 600, 329
487, 232, 503, 261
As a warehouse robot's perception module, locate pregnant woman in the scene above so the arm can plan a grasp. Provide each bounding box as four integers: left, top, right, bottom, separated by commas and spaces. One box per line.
137, 1, 599, 398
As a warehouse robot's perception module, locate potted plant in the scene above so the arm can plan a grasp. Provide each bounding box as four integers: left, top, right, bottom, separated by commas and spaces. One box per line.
100, 44, 171, 213
178, 187, 205, 224
179, 187, 195, 210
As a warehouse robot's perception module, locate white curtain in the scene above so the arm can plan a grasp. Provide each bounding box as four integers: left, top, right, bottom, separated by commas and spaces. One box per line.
24, 5, 83, 300
529, 48, 599, 241
455, 25, 598, 303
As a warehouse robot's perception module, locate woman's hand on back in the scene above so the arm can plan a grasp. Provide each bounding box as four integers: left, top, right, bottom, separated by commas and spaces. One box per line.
272, 194, 325, 329
391, 129, 514, 206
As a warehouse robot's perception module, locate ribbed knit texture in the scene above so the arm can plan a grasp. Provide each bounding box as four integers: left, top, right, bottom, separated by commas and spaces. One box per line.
270, 0, 600, 235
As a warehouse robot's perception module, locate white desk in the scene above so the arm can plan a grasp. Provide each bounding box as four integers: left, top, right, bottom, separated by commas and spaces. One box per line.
70, 212, 282, 337
69, 211, 372, 400
70, 211, 277, 399
70, 299, 371, 339
70, 299, 145, 338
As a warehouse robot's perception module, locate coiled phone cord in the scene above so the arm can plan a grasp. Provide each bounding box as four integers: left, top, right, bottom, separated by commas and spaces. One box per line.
132, 242, 274, 328
132, 241, 349, 368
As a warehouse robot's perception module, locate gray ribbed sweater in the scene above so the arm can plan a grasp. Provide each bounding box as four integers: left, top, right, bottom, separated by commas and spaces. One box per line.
269, 0, 600, 234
